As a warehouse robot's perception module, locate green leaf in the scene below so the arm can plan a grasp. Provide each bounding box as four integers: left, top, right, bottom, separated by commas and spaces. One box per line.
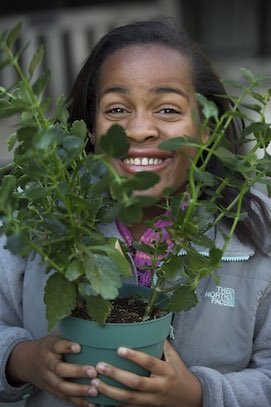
23, 182, 47, 200
208, 247, 223, 267
0, 100, 21, 118
256, 154, 271, 173
66, 193, 90, 212
185, 250, 209, 276
10, 97, 32, 111
84, 253, 122, 299
168, 286, 198, 312
159, 136, 199, 151
240, 67, 256, 82
134, 171, 160, 190
52, 94, 69, 125
4, 232, 31, 256
194, 202, 216, 224
16, 126, 38, 143
109, 197, 157, 226
103, 238, 131, 278
28, 44, 45, 77
7, 133, 17, 151
133, 241, 155, 255
242, 122, 271, 137
14, 41, 31, 63
225, 211, 248, 221
85, 295, 112, 326
190, 233, 215, 248
6, 21, 23, 48
98, 124, 130, 158
40, 97, 52, 113
70, 120, 87, 139
223, 110, 247, 119
63, 135, 84, 151
32, 126, 66, 151
32, 69, 50, 97
192, 166, 215, 186
88, 160, 108, 178
215, 146, 240, 167
44, 273, 77, 330
162, 255, 184, 281
0, 175, 16, 210
43, 215, 67, 235
65, 261, 85, 281
239, 102, 262, 113
196, 93, 219, 119
16, 81, 33, 105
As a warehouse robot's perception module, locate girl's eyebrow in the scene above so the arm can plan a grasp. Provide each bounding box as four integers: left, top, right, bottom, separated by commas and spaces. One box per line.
99, 87, 129, 99
149, 86, 189, 101
99, 86, 189, 101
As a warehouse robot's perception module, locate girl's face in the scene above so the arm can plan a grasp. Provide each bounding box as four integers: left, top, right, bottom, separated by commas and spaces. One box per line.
92, 44, 205, 199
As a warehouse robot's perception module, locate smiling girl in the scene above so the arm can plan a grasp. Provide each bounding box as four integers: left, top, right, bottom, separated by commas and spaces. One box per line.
1, 19, 271, 407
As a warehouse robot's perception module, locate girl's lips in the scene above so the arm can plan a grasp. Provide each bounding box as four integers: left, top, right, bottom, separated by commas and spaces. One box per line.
123, 157, 163, 165
117, 151, 173, 174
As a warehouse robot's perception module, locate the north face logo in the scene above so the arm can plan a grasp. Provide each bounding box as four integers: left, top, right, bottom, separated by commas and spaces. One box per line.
205, 286, 235, 307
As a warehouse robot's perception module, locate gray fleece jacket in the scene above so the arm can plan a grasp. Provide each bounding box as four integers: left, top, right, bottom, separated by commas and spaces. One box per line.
0, 190, 271, 407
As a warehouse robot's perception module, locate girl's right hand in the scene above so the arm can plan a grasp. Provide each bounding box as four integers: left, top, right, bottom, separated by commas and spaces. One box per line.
6, 332, 99, 406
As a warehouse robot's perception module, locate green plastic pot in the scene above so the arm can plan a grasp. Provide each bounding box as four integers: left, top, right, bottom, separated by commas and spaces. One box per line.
58, 284, 173, 405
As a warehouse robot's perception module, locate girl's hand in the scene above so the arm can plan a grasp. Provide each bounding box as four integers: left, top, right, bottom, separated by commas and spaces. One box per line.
90, 339, 203, 407
6, 332, 98, 406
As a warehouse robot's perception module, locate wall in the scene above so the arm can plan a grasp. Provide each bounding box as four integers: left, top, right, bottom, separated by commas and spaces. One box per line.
0, 0, 182, 165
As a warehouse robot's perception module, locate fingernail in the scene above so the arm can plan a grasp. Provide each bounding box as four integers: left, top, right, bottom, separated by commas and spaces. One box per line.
86, 368, 96, 378
96, 363, 105, 373
91, 379, 100, 388
88, 387, 97, 397
71, 343, 80, 352
118, 347, 128, 356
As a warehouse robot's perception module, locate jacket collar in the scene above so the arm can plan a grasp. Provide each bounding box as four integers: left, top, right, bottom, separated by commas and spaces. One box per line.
101, 220, 255, 262
194, 226, 255, 261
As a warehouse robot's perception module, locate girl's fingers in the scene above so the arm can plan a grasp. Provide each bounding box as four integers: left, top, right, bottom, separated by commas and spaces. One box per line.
117, 346, 164, 376
50, 361, 97, 380
90, 375, 154, 406
95, 362, 150, 391
49, 336, 82, 355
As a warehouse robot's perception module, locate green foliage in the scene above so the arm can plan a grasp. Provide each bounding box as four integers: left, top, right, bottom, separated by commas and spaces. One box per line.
44, 272, 77, 331
0, 23, 270, 328
0, 23, 158, 327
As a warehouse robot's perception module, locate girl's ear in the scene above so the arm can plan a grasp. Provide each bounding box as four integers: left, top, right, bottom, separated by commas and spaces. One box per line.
88, 131, 96, 145
202, 129, 210, 144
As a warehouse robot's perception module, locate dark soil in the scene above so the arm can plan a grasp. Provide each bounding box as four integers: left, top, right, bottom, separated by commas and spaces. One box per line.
72, 294, 167, 323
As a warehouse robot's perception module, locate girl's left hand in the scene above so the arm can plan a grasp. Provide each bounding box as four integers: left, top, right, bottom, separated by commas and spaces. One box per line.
89, 339, 203, 407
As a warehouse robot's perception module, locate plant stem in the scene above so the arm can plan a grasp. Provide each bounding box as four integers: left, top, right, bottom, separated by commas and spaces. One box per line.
3, 41, 49, 129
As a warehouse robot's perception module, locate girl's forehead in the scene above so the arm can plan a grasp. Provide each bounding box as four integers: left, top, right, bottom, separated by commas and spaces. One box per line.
102, 44, 189, 68
98, 44, 193, 90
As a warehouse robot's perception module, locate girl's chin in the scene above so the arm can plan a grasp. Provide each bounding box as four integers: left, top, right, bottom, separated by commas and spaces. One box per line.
132, 188, 163, 199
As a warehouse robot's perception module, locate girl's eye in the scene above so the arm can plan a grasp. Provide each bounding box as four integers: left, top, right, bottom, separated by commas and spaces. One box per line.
159, 108, 180, 114
106, 107, 127, 114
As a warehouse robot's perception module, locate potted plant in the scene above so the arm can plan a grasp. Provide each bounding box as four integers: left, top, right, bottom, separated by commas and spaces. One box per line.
0, 22, 271, 405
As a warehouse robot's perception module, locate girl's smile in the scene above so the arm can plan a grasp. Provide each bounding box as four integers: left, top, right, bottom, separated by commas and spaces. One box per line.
119, 148, 173, 174
92, 44, 204, 199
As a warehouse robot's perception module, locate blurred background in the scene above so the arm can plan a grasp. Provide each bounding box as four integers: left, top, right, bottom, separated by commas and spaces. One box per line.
0, 0, 270, 167
0, 1, 270, 405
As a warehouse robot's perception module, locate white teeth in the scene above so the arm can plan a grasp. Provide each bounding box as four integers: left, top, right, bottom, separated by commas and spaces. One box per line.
123, 157, 163, 166
142, 158, 149, 166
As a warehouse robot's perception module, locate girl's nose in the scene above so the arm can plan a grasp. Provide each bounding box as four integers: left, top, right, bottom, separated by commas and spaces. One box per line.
125, 113, 159, 143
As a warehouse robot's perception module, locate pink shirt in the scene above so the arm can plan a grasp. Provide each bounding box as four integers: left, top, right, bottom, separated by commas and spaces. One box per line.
116, 215, 173, 287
